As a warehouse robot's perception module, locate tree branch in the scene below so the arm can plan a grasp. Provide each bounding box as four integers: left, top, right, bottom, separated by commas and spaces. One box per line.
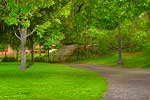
26, 28, 36, 38
77, 3, 84, 13
15, 33, 21, 40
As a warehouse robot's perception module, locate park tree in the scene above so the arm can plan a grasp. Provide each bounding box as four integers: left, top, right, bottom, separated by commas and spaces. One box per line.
94, 0, 147, 64
3, 0, 71, 70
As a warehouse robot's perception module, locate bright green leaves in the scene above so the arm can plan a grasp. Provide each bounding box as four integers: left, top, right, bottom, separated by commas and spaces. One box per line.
4, 17, 18, 26
54, 18, 61, 24
59, 1, 72, 17
4, 1, 19, 25
4, 0, 71, 27
22, 20, 30, 28
41, 0, 54, 8
87, 28, 106, 39
4, 0, 55, 28
35, 0, 55, 8
36, 21, 51, 38
95, 0, 146, 30
36, 20, 63, 48
4, 0, 33, 27
42, 31, 63, 48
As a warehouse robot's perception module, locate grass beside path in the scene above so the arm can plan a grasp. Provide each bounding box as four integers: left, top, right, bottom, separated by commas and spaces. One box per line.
79, 53, 150, 69
0, 63, 107, 100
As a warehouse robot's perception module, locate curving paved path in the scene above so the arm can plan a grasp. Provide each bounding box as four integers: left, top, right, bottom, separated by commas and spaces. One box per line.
68, 64, 150, 100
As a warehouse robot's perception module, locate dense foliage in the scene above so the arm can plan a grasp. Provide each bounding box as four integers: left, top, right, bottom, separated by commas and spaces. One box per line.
0, 0, 150, 68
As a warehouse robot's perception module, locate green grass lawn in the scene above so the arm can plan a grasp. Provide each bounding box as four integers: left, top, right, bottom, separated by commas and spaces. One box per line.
80, 53, 150, 69
0, 63, 107, 100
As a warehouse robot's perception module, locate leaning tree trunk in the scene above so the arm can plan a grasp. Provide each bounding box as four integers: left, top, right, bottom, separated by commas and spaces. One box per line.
20, 27, 27, 70
117, 26, 123, 65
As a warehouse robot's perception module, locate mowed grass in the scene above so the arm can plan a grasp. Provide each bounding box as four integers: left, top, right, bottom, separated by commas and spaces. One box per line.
80, 53, 150, 69
0, 63, 107, 100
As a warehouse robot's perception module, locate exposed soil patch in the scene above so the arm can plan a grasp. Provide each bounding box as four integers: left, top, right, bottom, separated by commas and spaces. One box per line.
122, 52, 144, 56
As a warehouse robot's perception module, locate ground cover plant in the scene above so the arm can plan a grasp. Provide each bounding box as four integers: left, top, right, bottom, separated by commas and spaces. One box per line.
0, 63, 107, 100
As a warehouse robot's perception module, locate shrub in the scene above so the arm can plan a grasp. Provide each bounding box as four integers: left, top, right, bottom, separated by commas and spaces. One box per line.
1, 57, 17, 62
34, 57, 47, 62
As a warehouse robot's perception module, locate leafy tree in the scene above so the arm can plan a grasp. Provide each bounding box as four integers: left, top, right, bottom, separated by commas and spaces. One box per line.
3, 0, 71, 70
94, 0, 148, 64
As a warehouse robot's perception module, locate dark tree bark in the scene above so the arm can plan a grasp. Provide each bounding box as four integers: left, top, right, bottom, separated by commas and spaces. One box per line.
4, 50, 7, 57
47, 47, 50, 62
31, 44, 34, 63
39, 44, 42, 57
30, 35, 34, 63
117, 26, 123, 65
16, 50, 19, 61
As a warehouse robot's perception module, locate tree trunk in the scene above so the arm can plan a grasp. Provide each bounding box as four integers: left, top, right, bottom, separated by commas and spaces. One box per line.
31, 36, 34, 63
20, 27, 27, 70
117, 26, 123, 65
16, 50, 19, 61
4, 50, 7, 57
39, 44, 41, 57
47, 47, 50, 62
31, 45, 34, 63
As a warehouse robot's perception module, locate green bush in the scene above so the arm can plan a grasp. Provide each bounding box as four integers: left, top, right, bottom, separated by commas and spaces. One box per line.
34, 57, 46, 62
1, 57, 17, 62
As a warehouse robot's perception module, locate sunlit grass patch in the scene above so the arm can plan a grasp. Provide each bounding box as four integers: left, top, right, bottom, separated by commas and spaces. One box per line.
0, 63, 107, 100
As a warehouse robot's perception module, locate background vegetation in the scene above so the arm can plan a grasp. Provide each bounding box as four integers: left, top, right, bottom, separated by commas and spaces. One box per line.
0, 0, 150, 68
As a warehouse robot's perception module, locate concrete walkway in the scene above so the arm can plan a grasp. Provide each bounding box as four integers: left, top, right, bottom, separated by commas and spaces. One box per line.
68, 64, 150, 100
